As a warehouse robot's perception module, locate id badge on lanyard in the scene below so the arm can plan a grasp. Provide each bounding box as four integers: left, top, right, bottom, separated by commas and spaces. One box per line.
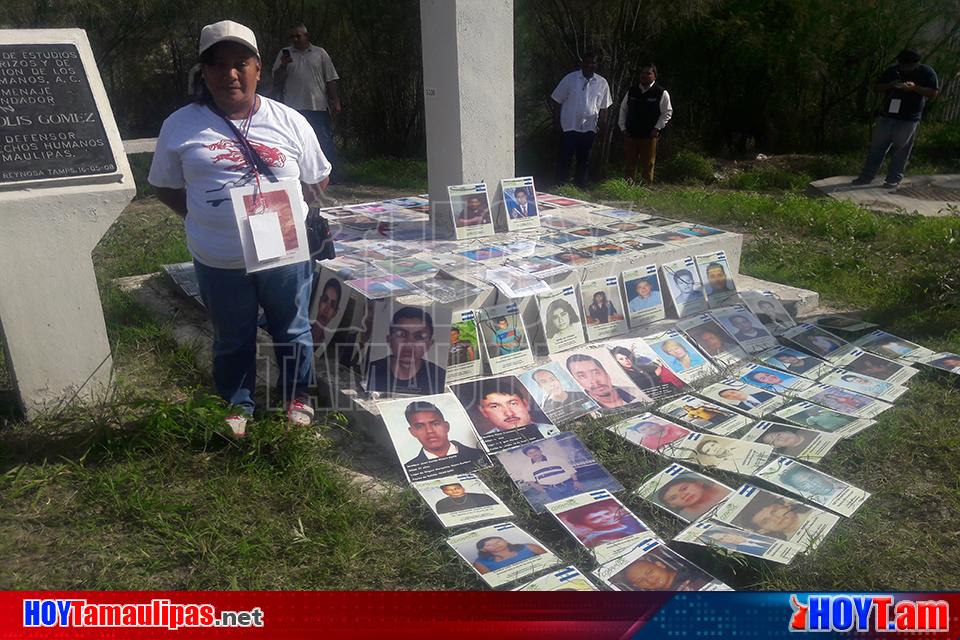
224, 103, 310, 273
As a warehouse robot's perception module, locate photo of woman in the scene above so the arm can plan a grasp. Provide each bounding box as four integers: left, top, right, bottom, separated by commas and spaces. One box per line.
648, 471, 733, 521
471, 536, 546, 574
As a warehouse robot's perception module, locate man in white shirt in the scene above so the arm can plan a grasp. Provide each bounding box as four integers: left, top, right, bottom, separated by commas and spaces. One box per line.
619, 64, 672, 184
273, 23, 342, 181
550, 52, 612, 188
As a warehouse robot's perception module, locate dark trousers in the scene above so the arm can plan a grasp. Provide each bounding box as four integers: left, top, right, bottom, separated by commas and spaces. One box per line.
299, 109, 338, 182
555, 130, 596, 187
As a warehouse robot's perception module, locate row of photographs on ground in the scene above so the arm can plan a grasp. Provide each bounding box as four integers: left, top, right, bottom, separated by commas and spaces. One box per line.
310, 242, 748, 394
317, 179, 681, 241
370, 318, 960, 590
320, 189, 726, 302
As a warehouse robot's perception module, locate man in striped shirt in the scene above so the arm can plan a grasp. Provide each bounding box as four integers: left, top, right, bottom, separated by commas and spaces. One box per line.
520, 444, 583, 501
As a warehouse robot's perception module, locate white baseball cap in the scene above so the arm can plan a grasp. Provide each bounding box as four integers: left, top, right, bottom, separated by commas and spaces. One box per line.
199, 20, 259, 57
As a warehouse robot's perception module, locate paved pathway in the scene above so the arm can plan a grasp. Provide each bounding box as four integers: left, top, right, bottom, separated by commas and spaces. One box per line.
809, 174, 960, 217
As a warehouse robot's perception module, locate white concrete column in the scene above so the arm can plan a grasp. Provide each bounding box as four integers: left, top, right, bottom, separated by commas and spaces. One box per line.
0, 29, 135, 416
420, 0, 515, 234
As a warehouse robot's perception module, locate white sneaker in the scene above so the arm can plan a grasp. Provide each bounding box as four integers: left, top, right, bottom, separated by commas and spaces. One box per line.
287, 398, 315, 427
225, 414, 248, 438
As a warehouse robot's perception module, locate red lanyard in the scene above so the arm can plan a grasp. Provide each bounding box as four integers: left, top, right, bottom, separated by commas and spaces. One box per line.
218, 97, 267, 212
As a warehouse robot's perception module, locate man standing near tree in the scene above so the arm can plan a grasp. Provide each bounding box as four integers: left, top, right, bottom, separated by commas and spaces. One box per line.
619, 64, 672, 184
273, 24, 342, 182
551, 52, 612, 188
852, 49, 938, 189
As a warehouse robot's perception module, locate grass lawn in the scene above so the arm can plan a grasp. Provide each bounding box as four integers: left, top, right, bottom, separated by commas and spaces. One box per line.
2, 166, 959, 590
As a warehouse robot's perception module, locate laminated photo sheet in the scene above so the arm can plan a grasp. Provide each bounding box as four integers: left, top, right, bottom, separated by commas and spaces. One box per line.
667, 431, 774, 475
817, 369, 908, 402
412, 271, 486, 305
738, 290, 798, 334
677, 314, 749, 369
643, 329, 718, 384
854, 330, 936, 364
363, 300, 452, 396
736, 363, 817, 395
827, 347, 919, 386
377, 393, 489, 484
810, 314, 877, 334
780, 323, 851, 360
514, 566, 599, 591
605, 337, 689, 402
413, 474, 513, 528
917, 352, 960, 375
739, 420, 841, 464
383, 196, 429, 209
310, 266, 352, 349
494, 432, 624, 514
658, 394, 753, 437
695, 251, 739, 308
371, 256, 437, 279
594, 537, 731, 592
660, 256, 708, 318
581, 275, 629, 340
635, 463, 735, 523
616, 236, 665, 254
755, 457, 871, 518
621, 264, 667, 328
697, 378, 788, 418
642, 227, 703, 245
537, 285, 587, 354
448, 375, 560, 454
673, 520, 802, 565
549, 345, 651, 411
756, 346, 834, 380
457, 245, 509, 263
714, 484, 840, 551
501, 177, 542, 232
482, 266, 551, 298
230, 181, 310, 273
796, 382, 893, 419
446, 309, 484, 385
545, 490, 657, 564
448, 182, 495, 240
476, 302, 535, 375
346, 273, 418, 299
503, 255, 570, 279
606, 413, 693, 458
709, 305, 779, 353
673, 223, 726, 238
771, 401, 876, 439
517, 361, 600, 424
447, 522, 561, 588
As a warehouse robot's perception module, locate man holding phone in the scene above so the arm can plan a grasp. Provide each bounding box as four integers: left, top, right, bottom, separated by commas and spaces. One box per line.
273, 24, 342, 182
852, 49, 938, 189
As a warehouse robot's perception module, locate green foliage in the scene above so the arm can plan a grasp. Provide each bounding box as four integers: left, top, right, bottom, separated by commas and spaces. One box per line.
595, 178, 652, 202
658, 150, 716, 184
914, 123, 960, 165
93, 200, 190, 282
725, 167, 811, 192
127, 153, 155, 200
551, 183, 591, 200
338, 157, 427, 191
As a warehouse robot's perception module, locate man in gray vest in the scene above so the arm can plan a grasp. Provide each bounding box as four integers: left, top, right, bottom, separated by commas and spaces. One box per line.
618, 64, 673, 184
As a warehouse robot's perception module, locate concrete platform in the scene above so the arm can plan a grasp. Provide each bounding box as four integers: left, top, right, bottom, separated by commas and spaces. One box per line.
809, 174, 960, 217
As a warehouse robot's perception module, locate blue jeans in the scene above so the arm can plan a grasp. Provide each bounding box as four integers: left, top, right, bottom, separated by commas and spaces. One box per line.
556, 130, 597, 187
194, 260, 315, 414
858, 117, 920, 184
299, 109, 337, 181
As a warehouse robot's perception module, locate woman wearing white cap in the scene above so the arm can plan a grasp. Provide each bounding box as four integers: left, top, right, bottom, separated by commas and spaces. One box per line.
148, 20, 331, 435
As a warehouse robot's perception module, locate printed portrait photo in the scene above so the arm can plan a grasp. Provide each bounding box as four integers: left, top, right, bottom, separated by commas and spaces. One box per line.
518, 362, 599, 423
365, 303, 448, 395
495, 433, 623, 513
378, 393, 488, 483
605, 545, 719, 592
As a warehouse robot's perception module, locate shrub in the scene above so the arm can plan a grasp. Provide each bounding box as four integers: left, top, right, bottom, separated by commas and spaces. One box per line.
659, 150, 716, 184
726, 167, 811, 192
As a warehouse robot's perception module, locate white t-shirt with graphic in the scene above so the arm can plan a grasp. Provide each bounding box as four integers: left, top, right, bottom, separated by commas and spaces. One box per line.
148, 96, 331, 269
